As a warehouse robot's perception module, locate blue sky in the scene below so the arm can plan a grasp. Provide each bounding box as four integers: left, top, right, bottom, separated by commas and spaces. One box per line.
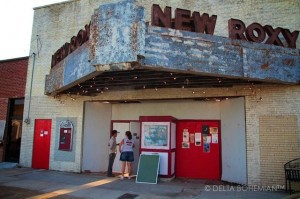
0, 0, 67, 60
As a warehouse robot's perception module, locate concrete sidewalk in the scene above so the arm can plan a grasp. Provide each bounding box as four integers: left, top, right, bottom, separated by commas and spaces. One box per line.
0, 166, 289, 199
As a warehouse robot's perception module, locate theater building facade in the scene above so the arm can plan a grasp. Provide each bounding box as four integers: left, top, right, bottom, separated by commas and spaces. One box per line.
21, 0, 300, 186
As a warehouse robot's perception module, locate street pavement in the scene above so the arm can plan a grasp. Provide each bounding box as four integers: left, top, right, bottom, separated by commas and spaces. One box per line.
0, 165, 291, 199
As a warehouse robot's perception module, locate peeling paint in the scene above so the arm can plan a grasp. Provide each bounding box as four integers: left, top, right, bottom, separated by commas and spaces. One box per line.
144, 25, 300, 83
90, 0, 145, 65
45, 0, 300, 95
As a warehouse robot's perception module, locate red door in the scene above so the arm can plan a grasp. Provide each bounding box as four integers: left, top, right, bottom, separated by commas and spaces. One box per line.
32, 119, 52, 169
176, 120, 221, 179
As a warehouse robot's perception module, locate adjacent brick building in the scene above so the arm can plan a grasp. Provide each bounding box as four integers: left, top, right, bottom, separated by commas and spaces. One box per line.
0, 56, 28, 162
20, 0, 299, 187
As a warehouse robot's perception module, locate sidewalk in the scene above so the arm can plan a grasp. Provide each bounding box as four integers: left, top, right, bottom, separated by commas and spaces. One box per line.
0, 166, 289, 199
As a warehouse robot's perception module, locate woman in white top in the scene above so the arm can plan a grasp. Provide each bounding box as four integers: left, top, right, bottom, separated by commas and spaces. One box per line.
119, 131, 135, 179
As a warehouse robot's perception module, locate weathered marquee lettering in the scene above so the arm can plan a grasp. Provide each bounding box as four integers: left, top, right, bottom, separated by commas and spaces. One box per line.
51, 22, 91, 68
152, 4, 217, 35
151, 4, 171, 28
175, 8, 192, 31
76, 29, 86, 46
51, 4, 299, 69
245, 23, 265, 43
228, 18, 298, 49
264, 25, 284, 47
228, 19, 246, 40
61, 43, 70, 60
281, 29, 299, 49
69, 36, 78, 53
192, 12, 217, 35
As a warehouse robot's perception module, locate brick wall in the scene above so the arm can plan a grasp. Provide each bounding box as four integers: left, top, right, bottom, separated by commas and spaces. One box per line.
0, 99, 8, 120
0, 57, 28, 120
0, 57, 28, 98
259, 115, 299, 186
245, 85, 300, 186
21, 0, 300, 186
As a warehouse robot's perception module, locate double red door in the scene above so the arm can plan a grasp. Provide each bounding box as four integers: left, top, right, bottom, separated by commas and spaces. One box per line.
176, 120, 221, 179
32, 119, 52, 169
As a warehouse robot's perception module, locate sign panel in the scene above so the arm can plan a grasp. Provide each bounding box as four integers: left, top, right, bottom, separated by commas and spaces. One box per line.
141, 122, 170, 150
136, 154, 160, 184
58, 120, 73, 151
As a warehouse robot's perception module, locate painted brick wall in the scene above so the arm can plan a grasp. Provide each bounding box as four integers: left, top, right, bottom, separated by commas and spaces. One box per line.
245, 85, 300, 186
21, 0, 300, 186
259, 115, 299, 186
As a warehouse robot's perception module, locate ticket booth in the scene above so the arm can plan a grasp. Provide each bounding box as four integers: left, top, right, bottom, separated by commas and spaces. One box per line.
139, 116, 177, 178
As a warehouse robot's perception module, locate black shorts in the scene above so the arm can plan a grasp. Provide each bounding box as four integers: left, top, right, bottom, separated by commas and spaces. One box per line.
120, 151, 134, 162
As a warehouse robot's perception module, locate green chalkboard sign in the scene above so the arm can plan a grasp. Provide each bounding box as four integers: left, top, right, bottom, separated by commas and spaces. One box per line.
136, 154, 160, 184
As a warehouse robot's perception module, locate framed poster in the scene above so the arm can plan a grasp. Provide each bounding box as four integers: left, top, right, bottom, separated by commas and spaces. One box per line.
141, 122, 170, 149
190, 134, 195, 143
209, 127, 218, 134
202, 125, 209, 135
183, 130, 189, 142
195, 132, 202, 146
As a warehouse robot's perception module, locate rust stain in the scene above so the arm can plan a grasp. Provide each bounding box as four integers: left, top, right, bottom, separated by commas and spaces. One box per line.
89, 10, 99, 61
261, 63, 269, 69
131, 23, 138, 51
283, 59, 294, 66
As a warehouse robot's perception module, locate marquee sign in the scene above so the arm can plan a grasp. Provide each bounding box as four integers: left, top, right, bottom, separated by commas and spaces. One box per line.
45, 0, 300, 96
151, 4, 299, 49
51, 23, 90, 68
50, 3, 299, 69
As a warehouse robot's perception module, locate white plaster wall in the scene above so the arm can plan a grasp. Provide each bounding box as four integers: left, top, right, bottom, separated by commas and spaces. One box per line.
82, 102, 112, 172
112, 101, 221, 120
220, 97, 247, 184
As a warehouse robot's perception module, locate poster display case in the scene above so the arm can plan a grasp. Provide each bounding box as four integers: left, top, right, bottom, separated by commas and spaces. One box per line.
141, 122, 170, 150
139, 116, 177, 178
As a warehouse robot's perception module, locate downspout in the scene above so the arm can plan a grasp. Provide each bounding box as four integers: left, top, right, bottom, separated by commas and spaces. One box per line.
24, 52, 36, 125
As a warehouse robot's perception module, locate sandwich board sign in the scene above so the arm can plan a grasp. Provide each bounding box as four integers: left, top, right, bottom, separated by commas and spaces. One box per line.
136, 154, 160, 184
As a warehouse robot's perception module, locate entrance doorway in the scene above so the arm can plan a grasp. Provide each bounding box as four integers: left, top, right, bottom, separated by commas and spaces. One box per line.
32, 119, 52, 169
3, 98, 24, 162
112, 121, 140, 175
176, 120, 221, 179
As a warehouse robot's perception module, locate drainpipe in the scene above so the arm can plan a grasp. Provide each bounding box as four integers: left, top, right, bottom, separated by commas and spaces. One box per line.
24, 52, 36, 125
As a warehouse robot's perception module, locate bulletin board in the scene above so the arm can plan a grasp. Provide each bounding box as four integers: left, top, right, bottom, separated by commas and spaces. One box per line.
136, 154, 160, 184
176, 120, 221, 179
